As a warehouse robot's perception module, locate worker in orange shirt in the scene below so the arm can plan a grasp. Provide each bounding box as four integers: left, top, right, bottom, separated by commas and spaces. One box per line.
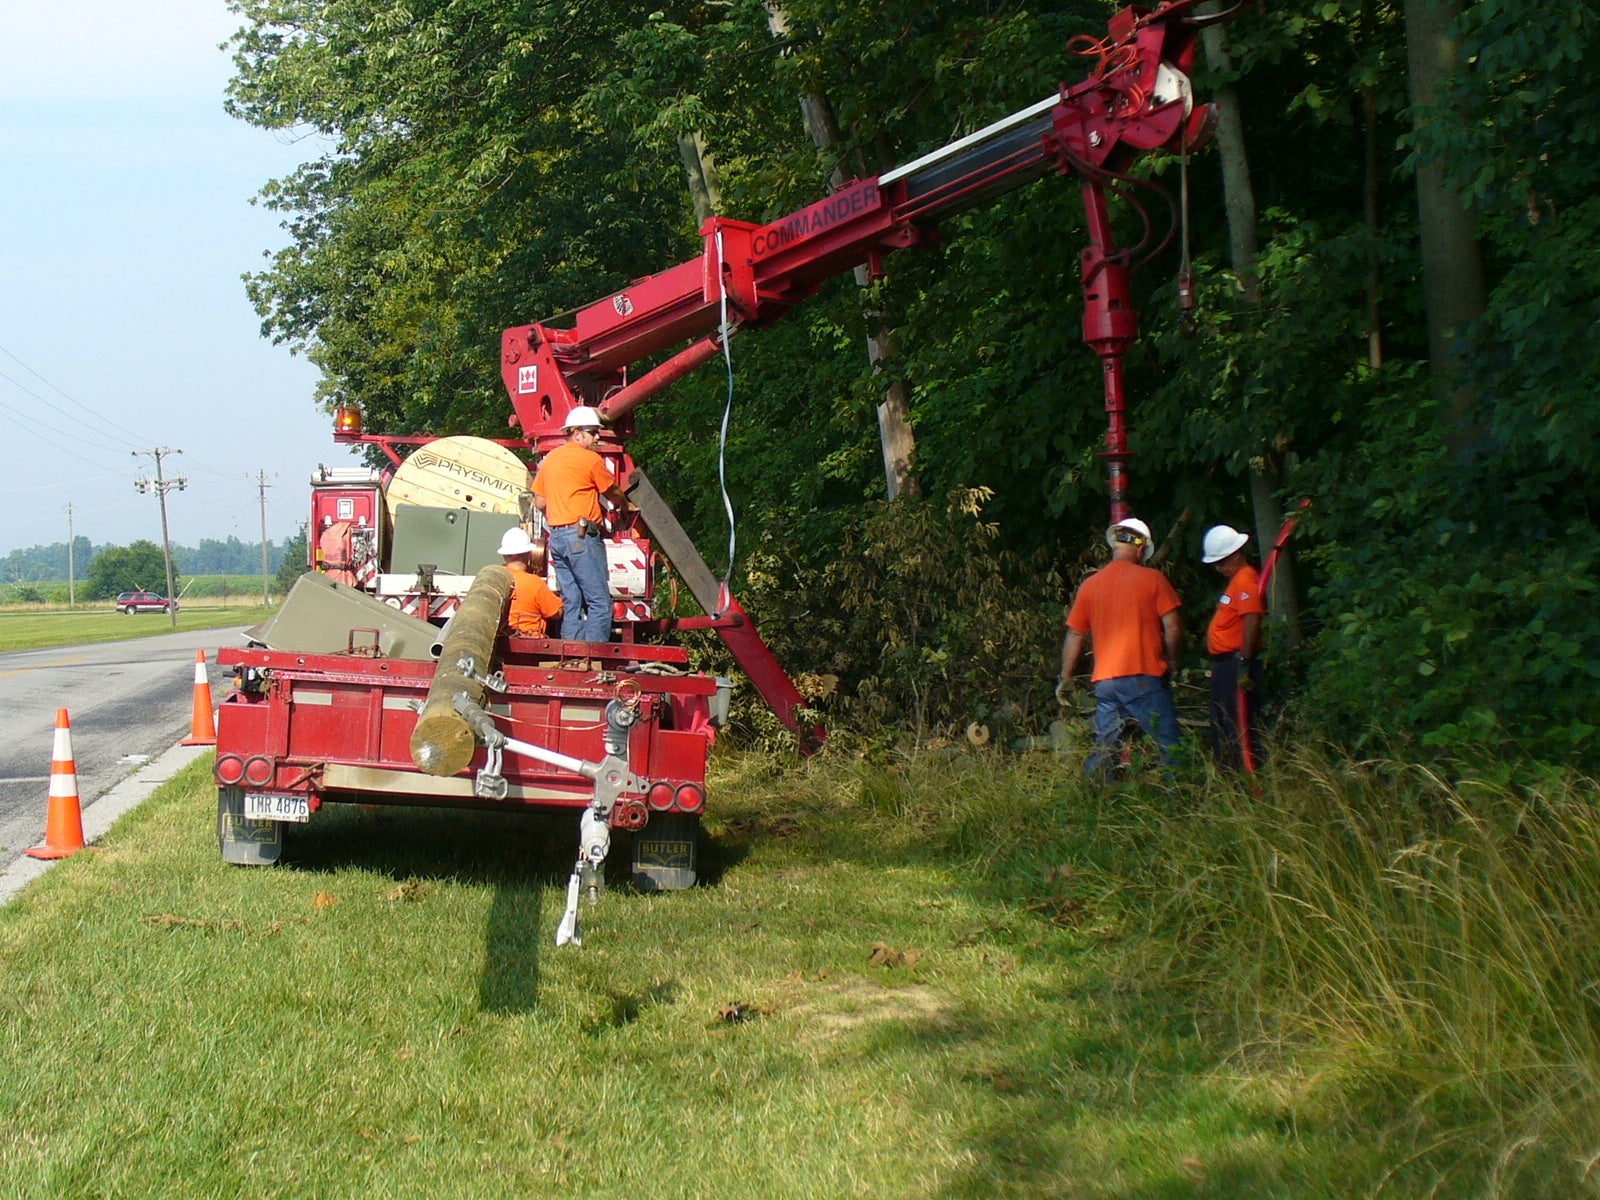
1200, 523, 1266, 770
497, 526, 563, 638
531, 406, 629, 642
1057, 517, 1184, 777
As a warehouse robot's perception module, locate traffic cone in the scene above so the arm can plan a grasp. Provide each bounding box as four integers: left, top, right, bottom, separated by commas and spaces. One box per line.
182, 649, 217, 746
27, 708, 85, 860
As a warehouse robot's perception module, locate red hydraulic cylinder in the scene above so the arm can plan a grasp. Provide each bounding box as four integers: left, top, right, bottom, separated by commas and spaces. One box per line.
598, 337, 724, 424
1079, 182, 1138, 524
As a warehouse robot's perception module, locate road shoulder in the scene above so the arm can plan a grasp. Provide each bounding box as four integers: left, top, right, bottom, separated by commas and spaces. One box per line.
0, 741, 212, 906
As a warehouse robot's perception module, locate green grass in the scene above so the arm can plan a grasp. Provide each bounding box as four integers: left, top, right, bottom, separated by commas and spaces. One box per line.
1, 748, 1596, 1197
0, 603, 272, 652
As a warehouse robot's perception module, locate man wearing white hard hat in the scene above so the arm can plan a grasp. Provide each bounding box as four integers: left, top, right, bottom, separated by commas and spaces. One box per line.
1201, 523, 1265, 770
498, 526, 563, 639
1058, 517, 1184, 777
531, 406, 628, 642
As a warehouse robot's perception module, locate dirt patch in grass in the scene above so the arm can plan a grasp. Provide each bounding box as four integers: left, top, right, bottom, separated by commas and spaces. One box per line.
780, 975, 954, 1039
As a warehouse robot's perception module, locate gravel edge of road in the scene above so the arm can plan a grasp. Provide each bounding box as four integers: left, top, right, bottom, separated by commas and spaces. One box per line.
0, 741, 213, 907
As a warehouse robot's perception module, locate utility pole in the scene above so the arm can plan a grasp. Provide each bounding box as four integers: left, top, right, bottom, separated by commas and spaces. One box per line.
133, 448, 185, 630
65, 502, 75, 608
253, 469, 276, 606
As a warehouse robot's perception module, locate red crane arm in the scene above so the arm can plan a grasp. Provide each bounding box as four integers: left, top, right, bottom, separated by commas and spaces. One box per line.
495, 0, 1220, 746
500, 0, 1214, 453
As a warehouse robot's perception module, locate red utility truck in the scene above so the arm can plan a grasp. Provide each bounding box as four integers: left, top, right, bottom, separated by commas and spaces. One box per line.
214, 0, 1219, 946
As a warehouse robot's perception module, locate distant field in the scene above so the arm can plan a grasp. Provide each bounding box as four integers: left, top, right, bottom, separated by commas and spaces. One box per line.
0, 603, 274, 653
1, 574, 279, 605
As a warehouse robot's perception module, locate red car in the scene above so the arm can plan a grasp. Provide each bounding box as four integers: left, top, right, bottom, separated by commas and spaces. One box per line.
115, 590, 176, 614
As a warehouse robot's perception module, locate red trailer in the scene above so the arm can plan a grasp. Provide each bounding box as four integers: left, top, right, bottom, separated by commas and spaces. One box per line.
215, 0, 1220, 946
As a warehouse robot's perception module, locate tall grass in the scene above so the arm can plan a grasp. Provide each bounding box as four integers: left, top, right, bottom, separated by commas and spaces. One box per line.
1104, 749, 1600, 1195
764, 740, 1600, 1193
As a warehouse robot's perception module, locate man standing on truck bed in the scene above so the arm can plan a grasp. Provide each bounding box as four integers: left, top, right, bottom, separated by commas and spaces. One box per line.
532, 407, 627, 642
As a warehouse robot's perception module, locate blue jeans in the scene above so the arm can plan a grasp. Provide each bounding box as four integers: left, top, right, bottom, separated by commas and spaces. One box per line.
1209, 654, 1263, 771
1086, 674, 1181, 778
548, 524, 612, 642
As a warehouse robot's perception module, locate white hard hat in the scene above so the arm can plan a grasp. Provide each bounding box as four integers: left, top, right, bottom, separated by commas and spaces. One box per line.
562, 406, 603, 430
497, 526, 535, 556
1106, 517, 1155, 563
1201, 524, 1250, 564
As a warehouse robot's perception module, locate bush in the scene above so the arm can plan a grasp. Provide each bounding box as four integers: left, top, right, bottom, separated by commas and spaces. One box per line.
735, 488, 1066, 745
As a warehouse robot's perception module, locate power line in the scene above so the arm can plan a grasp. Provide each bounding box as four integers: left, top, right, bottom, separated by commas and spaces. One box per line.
0, 471, 122, 496
0, 370, 134, 466
0, 340, 156, 446
0, 498, 141, 527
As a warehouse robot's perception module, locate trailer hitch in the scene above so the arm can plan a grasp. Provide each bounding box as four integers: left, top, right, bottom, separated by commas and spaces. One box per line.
451, 689, 643, 947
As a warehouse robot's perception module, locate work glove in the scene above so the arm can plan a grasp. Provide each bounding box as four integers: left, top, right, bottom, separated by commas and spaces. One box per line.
1055, 676, 1076, 706
1236, 655, 1255, 694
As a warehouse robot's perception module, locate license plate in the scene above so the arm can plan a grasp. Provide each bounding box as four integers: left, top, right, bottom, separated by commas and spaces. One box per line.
244, 793, 311, 823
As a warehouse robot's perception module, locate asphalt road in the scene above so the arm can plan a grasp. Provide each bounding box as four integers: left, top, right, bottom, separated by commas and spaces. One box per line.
0, 625, 243, 869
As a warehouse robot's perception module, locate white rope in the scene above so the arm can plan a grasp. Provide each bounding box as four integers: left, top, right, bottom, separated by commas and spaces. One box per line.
714, 228, 737, 616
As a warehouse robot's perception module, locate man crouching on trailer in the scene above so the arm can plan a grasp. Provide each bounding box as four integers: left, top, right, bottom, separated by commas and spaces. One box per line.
497, 526, 563, 638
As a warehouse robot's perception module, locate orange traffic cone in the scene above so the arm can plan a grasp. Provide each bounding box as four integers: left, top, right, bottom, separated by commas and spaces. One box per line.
27, 708, 85, 860
182, 649, 217, 746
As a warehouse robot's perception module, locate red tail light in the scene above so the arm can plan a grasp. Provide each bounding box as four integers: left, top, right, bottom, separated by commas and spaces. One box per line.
243, 756, 275, 787
215, 754, 245, 785
647, 782, 675, 811
674, 784, 705, 814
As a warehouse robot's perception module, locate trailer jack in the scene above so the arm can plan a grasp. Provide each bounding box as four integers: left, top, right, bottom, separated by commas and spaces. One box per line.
451, 690, 641, 947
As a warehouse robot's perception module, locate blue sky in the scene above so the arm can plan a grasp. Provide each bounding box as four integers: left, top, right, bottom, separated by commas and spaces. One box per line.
0, 0, 359, 560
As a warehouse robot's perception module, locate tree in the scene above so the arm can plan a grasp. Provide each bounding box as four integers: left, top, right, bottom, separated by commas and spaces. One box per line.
227, 0, 700, 441
86, 541, 178, 601
1403, 0, 1486, 446
221, 0, 1600, 763
273, 527, 311, 595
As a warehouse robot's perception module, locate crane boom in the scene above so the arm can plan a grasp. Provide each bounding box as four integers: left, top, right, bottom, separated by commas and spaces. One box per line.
493, 0, 1221, 744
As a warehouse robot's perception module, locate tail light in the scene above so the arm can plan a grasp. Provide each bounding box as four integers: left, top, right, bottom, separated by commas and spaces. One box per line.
215, 754, 245, 785
674, 784, 705, 814
646, 782, 675, 811
243, 756, 275, 787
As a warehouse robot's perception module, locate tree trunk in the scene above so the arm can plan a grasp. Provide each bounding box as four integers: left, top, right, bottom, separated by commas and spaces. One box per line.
677, 131, 722, 227
1403, 0, 1486, 446
1363, 85, 1385, 371
1201, 17, 1301, 643
766, 2, 919, 499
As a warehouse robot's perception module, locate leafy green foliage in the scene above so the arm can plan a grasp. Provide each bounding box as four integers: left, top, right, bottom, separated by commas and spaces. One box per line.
85, 540, 179, 601
224, 0, 1600, 766
735, 488, 1065, 742
273, 527, 312, 594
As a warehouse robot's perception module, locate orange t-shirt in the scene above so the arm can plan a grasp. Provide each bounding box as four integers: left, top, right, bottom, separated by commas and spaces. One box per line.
507, 566, 563, 637
1065, 559, 1182, 681
533, 442, 614, 526
1207, 563, 1266, 655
